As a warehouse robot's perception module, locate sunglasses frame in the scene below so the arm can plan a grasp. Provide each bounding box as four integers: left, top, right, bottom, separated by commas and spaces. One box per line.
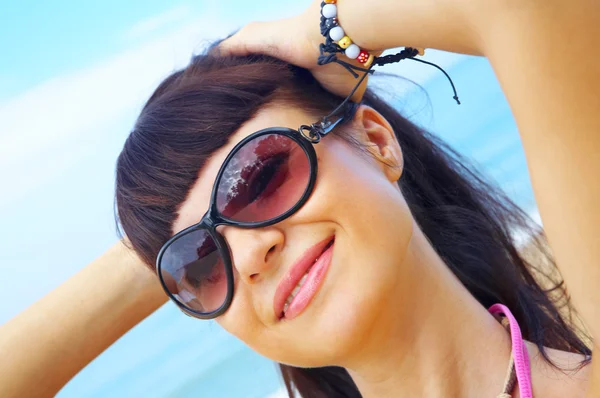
155, 124, 335, 319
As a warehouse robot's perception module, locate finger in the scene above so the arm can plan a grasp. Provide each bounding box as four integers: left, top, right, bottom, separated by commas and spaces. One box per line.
207, 29, 241, 56
217, 25, 253, 57
218, 21, 283, 58
219, 18, 317, 70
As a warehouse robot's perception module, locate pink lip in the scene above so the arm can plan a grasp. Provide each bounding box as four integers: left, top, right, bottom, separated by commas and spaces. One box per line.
273, 235, 335, 320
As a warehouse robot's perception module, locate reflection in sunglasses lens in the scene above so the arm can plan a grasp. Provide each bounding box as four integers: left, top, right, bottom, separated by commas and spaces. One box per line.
216, 133, 310, 222
161, 229, 227, 314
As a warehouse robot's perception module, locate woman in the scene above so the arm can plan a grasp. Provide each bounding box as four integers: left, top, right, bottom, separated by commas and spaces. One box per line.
1, 0, 598, 396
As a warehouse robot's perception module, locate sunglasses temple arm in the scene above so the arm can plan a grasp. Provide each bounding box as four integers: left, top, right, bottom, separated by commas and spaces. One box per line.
321, 66, 373, 123
299, 66, 372, 141
320, 117, 345, 135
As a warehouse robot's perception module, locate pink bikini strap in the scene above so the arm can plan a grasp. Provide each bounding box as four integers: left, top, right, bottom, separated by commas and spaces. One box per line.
488, 303, 533, 398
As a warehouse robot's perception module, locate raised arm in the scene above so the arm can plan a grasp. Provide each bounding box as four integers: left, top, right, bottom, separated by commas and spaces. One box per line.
0, 241, 166, 397
339, 0, 600, 341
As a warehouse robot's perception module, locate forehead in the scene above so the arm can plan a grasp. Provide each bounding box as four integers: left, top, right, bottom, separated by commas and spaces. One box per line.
172, 104, 319, 235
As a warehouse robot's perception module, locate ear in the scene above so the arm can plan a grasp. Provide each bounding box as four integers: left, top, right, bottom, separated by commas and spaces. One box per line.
352, 105, 403, 182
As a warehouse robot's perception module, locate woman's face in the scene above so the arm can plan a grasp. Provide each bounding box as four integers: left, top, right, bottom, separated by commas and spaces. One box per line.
172, 104, 414, 368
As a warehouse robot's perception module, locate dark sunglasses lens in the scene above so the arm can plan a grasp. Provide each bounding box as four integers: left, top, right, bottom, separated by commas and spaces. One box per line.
216, 133, 311, 223
159, 229, 229, 314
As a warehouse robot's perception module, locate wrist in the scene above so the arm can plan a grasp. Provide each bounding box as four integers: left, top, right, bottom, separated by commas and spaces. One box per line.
301, 1, 333, 59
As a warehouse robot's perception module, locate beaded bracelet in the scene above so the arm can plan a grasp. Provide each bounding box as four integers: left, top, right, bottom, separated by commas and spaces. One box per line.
321, 0, 375, 67
317, 0, 460, 105
320, 0, 375, 67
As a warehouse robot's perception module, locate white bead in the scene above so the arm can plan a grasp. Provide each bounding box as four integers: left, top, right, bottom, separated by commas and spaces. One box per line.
345, 44, 360, 59
329, 26, 345, 41
322, 4, 337, 19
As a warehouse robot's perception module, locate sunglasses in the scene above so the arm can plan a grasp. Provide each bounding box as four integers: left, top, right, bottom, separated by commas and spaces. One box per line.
155, 115, 348, 319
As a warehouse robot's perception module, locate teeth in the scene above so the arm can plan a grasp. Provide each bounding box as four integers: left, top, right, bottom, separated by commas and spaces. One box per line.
299, 273, 308, 286
283, 273, 309, 314
291, 285, 301, 298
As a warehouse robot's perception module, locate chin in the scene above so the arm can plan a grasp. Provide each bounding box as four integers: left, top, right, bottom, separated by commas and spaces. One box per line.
265, 287, 388, 369
241, 235, 409, 369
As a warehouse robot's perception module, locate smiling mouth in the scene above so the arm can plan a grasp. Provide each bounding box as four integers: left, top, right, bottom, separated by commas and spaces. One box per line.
283, 275, 308, 315
274, 235, 335, 321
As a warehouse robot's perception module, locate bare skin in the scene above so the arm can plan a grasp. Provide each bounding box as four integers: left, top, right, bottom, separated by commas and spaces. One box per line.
0, 0, 598, 396
170, 103, 591, 398
0, 241, 167, 397
220, 0, 600, 395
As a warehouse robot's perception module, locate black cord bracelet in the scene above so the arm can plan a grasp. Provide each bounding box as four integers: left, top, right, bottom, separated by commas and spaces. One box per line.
317, 0, 460, 105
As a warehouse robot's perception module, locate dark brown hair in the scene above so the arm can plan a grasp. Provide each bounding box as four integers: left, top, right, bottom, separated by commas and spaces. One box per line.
115, 52, 590, 397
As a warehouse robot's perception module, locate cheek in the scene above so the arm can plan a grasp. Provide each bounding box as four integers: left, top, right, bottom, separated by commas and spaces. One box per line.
318, 139, 413, 251
294, 140, 415, 355
216, 286, 258, 340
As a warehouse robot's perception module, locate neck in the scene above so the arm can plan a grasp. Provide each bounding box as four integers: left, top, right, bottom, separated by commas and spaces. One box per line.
342, 226, 513, 398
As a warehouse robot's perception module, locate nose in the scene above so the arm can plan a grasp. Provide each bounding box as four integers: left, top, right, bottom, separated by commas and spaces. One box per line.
219, 226, 284, 284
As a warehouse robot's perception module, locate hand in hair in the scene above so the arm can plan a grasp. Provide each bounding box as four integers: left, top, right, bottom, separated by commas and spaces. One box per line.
218, 1, 377, 101
218, 0, 481, 101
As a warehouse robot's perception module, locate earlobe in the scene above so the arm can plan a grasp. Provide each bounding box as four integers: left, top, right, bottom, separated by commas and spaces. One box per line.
354, 105, 403, 182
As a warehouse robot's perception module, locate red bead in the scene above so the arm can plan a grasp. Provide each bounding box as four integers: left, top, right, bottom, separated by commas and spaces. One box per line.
357, 50, 370, 64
